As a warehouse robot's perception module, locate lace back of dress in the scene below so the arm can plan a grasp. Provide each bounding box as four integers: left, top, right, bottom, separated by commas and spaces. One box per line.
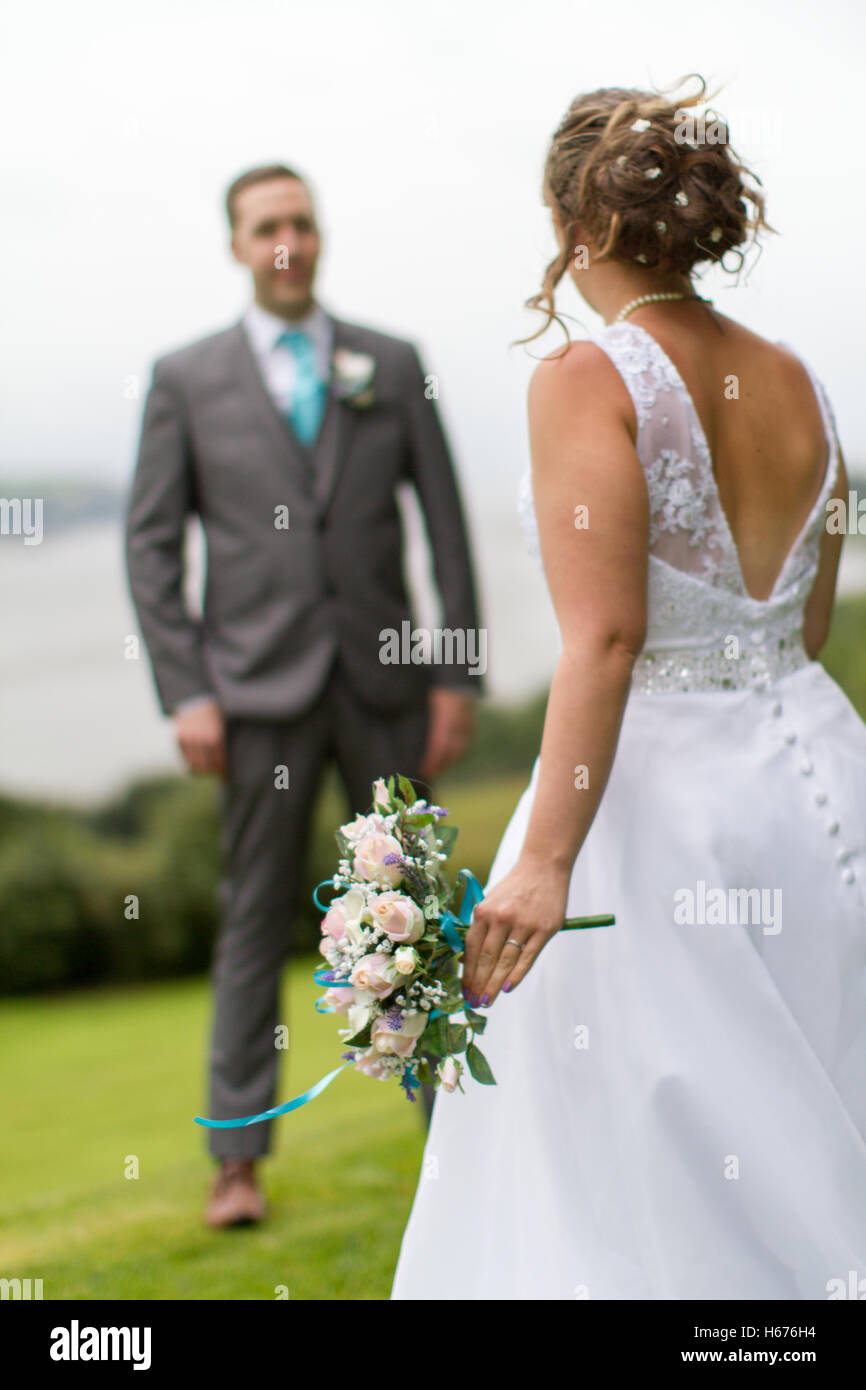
516, 321, 840, 693
588, 322, 840, 693
597, 325, 741, 593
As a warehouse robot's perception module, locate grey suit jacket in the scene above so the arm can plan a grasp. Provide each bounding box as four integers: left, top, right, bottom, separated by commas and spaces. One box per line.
125, 312, 485, 718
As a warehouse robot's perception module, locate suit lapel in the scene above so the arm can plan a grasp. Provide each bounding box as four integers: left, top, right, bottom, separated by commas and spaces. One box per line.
309, 315, 358, 518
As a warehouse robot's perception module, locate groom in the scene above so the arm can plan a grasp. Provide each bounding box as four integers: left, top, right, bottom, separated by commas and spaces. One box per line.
125, 163, 485, 1229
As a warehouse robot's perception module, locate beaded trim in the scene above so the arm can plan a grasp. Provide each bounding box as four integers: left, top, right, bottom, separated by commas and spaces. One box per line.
631, 635, 811, 694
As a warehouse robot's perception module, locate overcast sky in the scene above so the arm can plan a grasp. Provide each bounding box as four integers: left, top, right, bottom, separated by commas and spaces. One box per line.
4, 0, 866, 494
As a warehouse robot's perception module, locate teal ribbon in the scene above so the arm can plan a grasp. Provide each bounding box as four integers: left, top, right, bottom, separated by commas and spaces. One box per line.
193, 869, 614, 1127
194, 1064, 351, 1129
438, 868, 483, 953
313, 877, 347, 912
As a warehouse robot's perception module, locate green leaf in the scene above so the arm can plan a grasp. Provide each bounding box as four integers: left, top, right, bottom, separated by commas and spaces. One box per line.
436, 825, 459, 858
421, 1016, 448, 1057
415, 1058, 434, 1085
462, 1006, 487, 1033
436, 997, 464, 1018
465, 1042, 496, 1086
445, 1022, 468, 1052
396, 774, 417, 806
344, 1023, 372, 1048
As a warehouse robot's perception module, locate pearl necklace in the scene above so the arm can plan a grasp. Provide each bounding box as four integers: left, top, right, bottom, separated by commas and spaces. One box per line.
613, 290, 709, 324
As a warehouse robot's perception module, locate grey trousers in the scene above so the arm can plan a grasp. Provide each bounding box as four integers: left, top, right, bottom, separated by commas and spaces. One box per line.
206, 656, 437, 1158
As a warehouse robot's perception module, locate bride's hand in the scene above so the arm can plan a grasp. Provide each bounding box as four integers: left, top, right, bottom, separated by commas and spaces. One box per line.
460, 857, 571, 1009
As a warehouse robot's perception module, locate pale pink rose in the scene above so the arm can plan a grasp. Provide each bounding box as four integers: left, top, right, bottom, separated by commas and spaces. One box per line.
341, 812, 389, 846
353, 1049, 393, 1079
369, 891, 425, 944
438, 1057, 462, 1092
323, 987, 355, 1014
372, 777, 391, 810
321, 886, 366, 941
321, 904, 348, 940
371, 1010, 427, 1057
349, 952, 400, 998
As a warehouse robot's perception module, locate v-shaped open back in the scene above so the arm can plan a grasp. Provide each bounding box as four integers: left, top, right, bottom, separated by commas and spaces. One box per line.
621, 323, 838, 605
514, 319, 845, 693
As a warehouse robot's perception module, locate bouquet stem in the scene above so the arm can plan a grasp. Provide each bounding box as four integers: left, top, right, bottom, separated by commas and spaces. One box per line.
563, 913, 615, 928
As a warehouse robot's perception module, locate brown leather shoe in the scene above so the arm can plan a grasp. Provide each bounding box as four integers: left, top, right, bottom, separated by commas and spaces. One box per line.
205, 1159, 266, 1229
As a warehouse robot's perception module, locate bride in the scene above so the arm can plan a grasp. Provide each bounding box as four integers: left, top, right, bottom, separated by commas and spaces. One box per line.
390, 77, 866, 1300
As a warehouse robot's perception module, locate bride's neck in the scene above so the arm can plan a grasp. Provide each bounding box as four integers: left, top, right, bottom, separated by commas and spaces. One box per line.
576, 265, 696, 324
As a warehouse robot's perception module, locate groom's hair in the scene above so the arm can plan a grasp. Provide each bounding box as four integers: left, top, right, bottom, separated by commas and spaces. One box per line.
225, 164, 307, 228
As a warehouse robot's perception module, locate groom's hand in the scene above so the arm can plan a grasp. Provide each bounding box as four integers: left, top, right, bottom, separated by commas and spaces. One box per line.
418, 687, 476, 782
173, 698, 226, 778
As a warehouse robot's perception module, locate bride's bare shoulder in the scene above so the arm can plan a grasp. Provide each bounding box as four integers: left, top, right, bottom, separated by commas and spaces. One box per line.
528, 337, 635, 427
707, 311, 815, 382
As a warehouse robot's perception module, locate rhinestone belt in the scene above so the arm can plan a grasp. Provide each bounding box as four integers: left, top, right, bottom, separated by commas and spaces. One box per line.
631, 634, 811, 694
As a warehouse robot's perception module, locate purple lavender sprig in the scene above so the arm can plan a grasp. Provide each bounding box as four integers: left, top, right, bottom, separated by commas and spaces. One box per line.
382, 851, 432, 902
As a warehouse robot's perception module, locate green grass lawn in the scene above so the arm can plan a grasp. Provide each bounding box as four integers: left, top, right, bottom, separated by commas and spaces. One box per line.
0, 771, 530, 1300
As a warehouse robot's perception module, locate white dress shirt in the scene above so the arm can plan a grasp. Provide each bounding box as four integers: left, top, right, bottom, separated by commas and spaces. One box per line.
242, 298, 333, 415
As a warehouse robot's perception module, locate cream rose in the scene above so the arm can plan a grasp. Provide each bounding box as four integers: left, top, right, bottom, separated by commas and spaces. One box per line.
393, 946, 419, 975
354, 832, 405, 887
353, 1048, 393, 1079
343, 1000, 376, 1036
371, 1010, 427, 1057
438, 1057, 463, 1092
369, 891, 425, 944
349, 952, 400, 998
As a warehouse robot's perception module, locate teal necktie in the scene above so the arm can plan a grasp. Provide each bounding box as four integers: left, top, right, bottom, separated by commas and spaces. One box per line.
278, 329, 327, 446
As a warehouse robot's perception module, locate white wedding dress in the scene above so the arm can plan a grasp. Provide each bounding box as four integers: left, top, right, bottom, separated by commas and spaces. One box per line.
391, 321, 866, 1300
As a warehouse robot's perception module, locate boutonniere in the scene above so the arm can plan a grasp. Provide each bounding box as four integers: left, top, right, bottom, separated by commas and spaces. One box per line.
331, 348, 376, 409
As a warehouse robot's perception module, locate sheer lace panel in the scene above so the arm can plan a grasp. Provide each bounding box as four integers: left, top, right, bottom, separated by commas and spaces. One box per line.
515, 321, 841, 694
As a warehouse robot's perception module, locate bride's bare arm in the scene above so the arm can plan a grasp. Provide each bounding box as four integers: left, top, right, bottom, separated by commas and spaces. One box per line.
461, 342, 649, 1007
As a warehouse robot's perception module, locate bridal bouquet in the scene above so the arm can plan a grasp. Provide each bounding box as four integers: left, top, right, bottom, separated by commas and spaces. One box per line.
195, 773, 614, 1130
313, 774, 614, 1101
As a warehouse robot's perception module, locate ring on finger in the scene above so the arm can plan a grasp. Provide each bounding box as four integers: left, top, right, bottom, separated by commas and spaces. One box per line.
504, 937, 523, 949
